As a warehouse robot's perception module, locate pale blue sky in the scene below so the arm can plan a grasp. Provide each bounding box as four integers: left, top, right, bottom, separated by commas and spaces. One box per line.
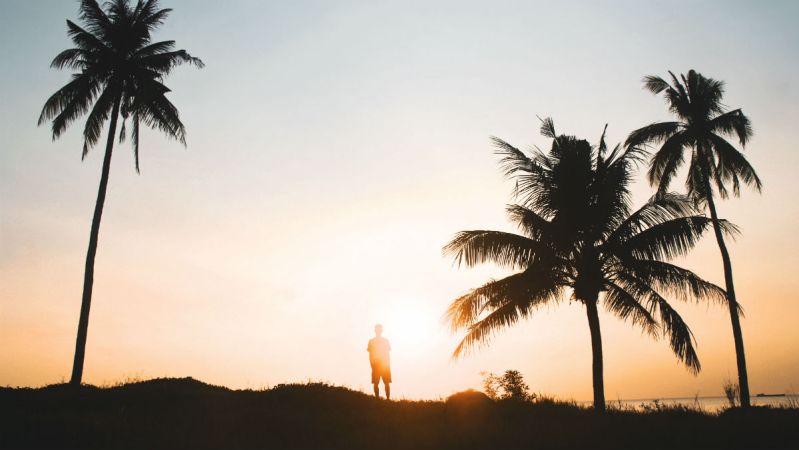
1, 1, 798, 399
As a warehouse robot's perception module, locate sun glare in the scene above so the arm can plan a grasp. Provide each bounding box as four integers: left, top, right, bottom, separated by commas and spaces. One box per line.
373, 301, 441, 356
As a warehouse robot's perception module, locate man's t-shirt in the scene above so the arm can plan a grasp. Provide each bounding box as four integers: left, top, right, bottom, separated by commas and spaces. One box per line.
367, 337, 391, 367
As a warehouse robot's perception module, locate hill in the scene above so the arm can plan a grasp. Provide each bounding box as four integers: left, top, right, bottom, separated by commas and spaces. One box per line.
1, 377, 796, 449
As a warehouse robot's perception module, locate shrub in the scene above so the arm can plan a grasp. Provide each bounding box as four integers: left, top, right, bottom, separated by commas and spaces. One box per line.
481, 370, 535, 402
723, 378, 740, 408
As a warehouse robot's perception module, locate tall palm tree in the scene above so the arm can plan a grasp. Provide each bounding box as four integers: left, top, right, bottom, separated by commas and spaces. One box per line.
444, 119, 735, 411
626, 70, 761, 407
38, 0, 203, 385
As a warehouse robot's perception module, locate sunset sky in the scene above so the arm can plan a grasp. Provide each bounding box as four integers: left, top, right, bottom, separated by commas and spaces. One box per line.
1, 0, 798, 401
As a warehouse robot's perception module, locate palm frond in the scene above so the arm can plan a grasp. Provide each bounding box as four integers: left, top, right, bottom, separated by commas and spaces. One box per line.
138, 49, 205, 74
597, 124, 608, 160
647, 131, 687, 192
618, 216, 738, 261
604, 192, 695, 248
657, 297, 700, 373
48, 76, 103, 139
133, 39, 175, 57
615, 274, 701, 373
81, 86, 119, 157
66, 19, 110, 53
590, 154, 635, 238
617, 259, 728, 306
451, 302, 524, 358
603, 282, 658, 336
666, 71, 691, 118
448, 271, 562, 357
443, 230, 551, 270
135, 89, 186, 144
50, 48, 88, 70
612, 143, 648, 168
107, 0, 132, 24
136, 1, 172, 32
684, 149, 709, 203
492, 136, 554, 208
686, 70, 726, 117
709, 109, 752, 147
38, 74, 99, 127
132, 111, 141, 173
709, 134, 762, 195
118, 118, 126, 144
492, 136, 534, 177
78, 0, 112, 39
539, 116, 556, 138
625, 121, 681, 148
505, 204, 552, 240
642, 75, 669, 94
651, 289, 701, 373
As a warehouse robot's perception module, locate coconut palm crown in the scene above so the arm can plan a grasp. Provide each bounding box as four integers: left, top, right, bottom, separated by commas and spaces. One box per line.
38, 0, 203, 385
39, 0, 204, 170
444, 119, 735, 411
626, 70, 760, 407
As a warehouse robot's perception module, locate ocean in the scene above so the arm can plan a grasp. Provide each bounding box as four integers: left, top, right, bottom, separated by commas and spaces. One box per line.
597, 394, 798, 412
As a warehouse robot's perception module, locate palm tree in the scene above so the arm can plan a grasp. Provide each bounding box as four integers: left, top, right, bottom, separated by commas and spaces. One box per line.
38, 0, 203, 385
444, 119, 735, 411
626, 70, 761, 407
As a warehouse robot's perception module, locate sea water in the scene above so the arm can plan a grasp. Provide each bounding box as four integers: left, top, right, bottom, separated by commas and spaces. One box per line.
598, 394, 798, 412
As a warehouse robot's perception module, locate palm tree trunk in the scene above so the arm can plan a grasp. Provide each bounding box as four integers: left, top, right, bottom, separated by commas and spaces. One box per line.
705, 191, 751, 408
585, 299, 605, 411
69, 95, 122, 386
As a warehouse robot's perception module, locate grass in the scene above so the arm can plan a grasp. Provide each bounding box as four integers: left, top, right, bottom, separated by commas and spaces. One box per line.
1, 377, 797, 450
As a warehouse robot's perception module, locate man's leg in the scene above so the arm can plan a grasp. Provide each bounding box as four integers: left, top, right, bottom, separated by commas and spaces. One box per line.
385, 383, 390, 400
373, 383, 379, 397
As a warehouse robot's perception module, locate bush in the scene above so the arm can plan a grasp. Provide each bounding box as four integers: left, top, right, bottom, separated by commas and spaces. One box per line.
723, 378, 740, 408
481, 370, 535, 402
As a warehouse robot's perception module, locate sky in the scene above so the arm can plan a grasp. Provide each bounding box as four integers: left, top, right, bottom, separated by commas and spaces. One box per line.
1, 0, 798, 401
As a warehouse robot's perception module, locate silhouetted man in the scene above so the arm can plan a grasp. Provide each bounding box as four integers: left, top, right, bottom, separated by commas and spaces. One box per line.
367, 324, 391, 399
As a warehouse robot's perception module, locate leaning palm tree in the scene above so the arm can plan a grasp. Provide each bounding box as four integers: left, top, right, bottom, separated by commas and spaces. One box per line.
444, 119, 735, 411
38, 0, 203, 385
626, 70, 761, 407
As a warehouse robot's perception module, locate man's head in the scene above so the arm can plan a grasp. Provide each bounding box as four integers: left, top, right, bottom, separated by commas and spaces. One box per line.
374, 324, 383, 336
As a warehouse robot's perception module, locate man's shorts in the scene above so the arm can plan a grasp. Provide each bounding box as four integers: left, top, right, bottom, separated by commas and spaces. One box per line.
371, 363, 391, 384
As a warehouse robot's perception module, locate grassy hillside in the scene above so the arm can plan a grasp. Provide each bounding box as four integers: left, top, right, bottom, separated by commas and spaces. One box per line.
1, 377, 796, 449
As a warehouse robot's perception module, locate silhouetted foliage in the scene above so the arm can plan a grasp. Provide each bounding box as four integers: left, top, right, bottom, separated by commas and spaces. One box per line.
38, 0, 202, 385
481, 370, 534, 402
445, 119, 734, 411
628, 70, 760, 407
723, 378, 740, 408
0, 378, 796, 450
